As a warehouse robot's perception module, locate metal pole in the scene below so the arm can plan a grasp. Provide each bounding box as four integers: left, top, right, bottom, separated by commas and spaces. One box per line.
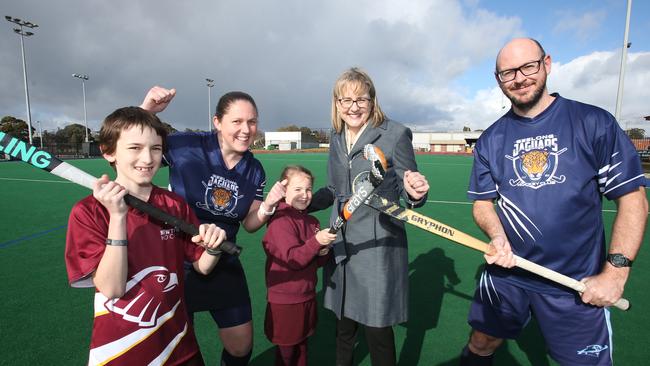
6, 16, 38, 144
82, 79, 88, 142
206, 78, 214, 132
73, 73, 90, 142
615, 0, 632, 123
19, 33, 33, 144
208, 86, 212, 131
37, 120, 43, 148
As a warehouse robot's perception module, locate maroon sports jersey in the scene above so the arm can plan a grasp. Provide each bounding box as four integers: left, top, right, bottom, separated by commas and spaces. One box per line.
65, 186, 204, 365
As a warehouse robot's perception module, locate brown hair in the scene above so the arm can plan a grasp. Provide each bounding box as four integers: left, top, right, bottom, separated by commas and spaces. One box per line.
280, 165, 314, 185
331, 67, 386, 133
99, 106, 168, 164
215, 91, 258, 119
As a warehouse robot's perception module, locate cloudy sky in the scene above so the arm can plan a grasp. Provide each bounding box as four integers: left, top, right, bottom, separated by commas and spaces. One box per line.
1, 0, 649, 135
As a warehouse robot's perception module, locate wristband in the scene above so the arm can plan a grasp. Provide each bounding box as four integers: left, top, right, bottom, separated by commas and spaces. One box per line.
105, 238, 128, 246
258, 202, 276, 216
206, 247, 223, 256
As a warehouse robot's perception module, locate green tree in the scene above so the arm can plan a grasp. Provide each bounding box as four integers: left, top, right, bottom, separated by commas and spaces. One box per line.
463, 126, 471, 132
160, 121, 177, 134
277, 124, 301, 132
251, 129, 265, 149
55, 123, 93, 144
0, 116, 33, 141
627, 128, 645, 139
41, 130, 56, 145
312, 129, 329, 143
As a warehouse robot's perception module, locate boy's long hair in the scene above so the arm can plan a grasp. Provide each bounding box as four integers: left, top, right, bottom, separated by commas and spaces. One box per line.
99, 107, 168, 160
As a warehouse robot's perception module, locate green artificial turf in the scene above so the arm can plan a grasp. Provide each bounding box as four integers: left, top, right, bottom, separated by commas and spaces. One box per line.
1, 153, 648, 365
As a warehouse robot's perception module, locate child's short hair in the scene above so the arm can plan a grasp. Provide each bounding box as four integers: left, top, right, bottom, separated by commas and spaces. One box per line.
280, 165, 314, 184
99, 107, 168, 158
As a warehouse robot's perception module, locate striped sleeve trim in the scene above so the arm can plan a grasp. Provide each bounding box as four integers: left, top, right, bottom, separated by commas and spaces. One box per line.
602, 174, 645, 195
467, 189, 497, 195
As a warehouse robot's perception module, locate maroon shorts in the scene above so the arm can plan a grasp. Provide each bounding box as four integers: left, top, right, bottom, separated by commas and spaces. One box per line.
264, 299, 317, 346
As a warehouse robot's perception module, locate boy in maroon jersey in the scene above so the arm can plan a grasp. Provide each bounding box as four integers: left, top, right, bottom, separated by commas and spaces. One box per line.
65, 106, 226, 365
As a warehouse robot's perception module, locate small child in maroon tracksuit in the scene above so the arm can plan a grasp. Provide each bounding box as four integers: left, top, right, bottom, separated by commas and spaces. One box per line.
262, 165, 337, 366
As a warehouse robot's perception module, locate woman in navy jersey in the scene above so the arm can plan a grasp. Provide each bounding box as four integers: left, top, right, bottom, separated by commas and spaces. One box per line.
141, 86, 286, 366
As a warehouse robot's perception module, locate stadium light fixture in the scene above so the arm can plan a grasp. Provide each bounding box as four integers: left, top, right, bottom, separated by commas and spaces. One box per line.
5, 15, 38, 144
72, 74, 90, 142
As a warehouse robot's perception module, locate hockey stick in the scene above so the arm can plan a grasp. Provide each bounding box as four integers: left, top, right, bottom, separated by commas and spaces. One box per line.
329, 144, 387, 233
365, 193, 630, 311
0, 132, 241, 255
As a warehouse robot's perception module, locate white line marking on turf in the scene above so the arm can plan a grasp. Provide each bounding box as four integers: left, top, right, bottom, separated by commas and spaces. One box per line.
416, 162, 473, 166
423, 199, 619, 213
0, 177, 71, 184
259, 158, 328, 162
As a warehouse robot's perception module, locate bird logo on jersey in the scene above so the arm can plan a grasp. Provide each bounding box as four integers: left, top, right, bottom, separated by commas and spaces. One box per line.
577, 344, 609, 358
198, 174, 243, 218
98, 266, 180, 328
506, 134, 567, 189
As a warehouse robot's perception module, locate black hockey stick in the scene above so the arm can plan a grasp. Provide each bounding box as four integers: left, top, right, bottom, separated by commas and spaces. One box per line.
0, 132, 241, 255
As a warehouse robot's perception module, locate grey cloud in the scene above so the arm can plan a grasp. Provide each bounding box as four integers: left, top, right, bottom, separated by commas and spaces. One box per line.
1, 0, 521, 133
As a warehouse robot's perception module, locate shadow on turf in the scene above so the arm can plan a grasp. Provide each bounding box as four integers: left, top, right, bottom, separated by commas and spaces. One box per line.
398, 247, 462, 365
250, 248, 551, 365
435, 323, 551, 366
432, 261, 552, 366
248, 290, 342, 366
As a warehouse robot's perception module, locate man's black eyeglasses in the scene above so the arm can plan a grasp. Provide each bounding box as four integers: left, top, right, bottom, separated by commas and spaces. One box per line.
495, 57, 545, 83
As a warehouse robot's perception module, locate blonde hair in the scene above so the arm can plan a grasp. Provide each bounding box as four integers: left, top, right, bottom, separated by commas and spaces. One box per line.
330, 67, 386, 133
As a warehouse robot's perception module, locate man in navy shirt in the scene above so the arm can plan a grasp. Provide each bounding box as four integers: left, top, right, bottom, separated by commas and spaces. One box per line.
460, 38, 648, 366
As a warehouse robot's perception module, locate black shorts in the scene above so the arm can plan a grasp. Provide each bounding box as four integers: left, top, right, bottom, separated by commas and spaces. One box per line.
184, 254, 251, 315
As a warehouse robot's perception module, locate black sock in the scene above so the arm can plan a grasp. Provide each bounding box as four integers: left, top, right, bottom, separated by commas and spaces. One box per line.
459, 345, 493, 366
221, 348, 252, 366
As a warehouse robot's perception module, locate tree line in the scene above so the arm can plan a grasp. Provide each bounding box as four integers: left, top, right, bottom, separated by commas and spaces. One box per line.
9, 115, 641, 146
0, 116, 331, 149
0, 115, 178, 145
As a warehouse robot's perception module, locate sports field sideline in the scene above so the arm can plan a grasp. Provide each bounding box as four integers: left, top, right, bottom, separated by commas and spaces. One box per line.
1, 153, 648, 365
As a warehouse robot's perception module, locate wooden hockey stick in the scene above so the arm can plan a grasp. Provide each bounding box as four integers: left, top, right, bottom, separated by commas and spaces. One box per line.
364, 193, 630, 311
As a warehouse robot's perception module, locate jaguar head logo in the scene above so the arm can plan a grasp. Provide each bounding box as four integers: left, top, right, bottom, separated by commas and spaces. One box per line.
520, 150, 549, 181
212, 188, 232, 208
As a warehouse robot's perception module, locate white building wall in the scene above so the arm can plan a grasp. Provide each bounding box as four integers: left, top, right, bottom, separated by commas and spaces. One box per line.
413, 131, 483, 152
412, 132, 432, 151
265, 131, 302, 150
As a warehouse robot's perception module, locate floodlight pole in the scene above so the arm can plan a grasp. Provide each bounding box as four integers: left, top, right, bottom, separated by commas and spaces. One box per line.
37, 120, 43, 148
6, 15, 38, 144
206, 78, 215, 132
615, 0, 632, 123
72, 73, 89, 142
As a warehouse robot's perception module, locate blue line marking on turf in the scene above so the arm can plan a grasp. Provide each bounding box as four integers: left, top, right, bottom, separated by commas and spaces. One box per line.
0, 224, 67, 249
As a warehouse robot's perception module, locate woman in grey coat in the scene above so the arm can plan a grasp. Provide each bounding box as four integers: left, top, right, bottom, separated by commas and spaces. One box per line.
311, 68, 429, 366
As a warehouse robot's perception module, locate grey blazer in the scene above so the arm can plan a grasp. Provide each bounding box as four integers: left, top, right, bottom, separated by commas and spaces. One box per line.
315, 119, 427, 327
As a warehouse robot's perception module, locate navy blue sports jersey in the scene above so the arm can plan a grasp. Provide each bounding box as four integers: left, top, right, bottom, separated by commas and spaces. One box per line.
164, 131, 266, 241
467, 94, 645, 295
